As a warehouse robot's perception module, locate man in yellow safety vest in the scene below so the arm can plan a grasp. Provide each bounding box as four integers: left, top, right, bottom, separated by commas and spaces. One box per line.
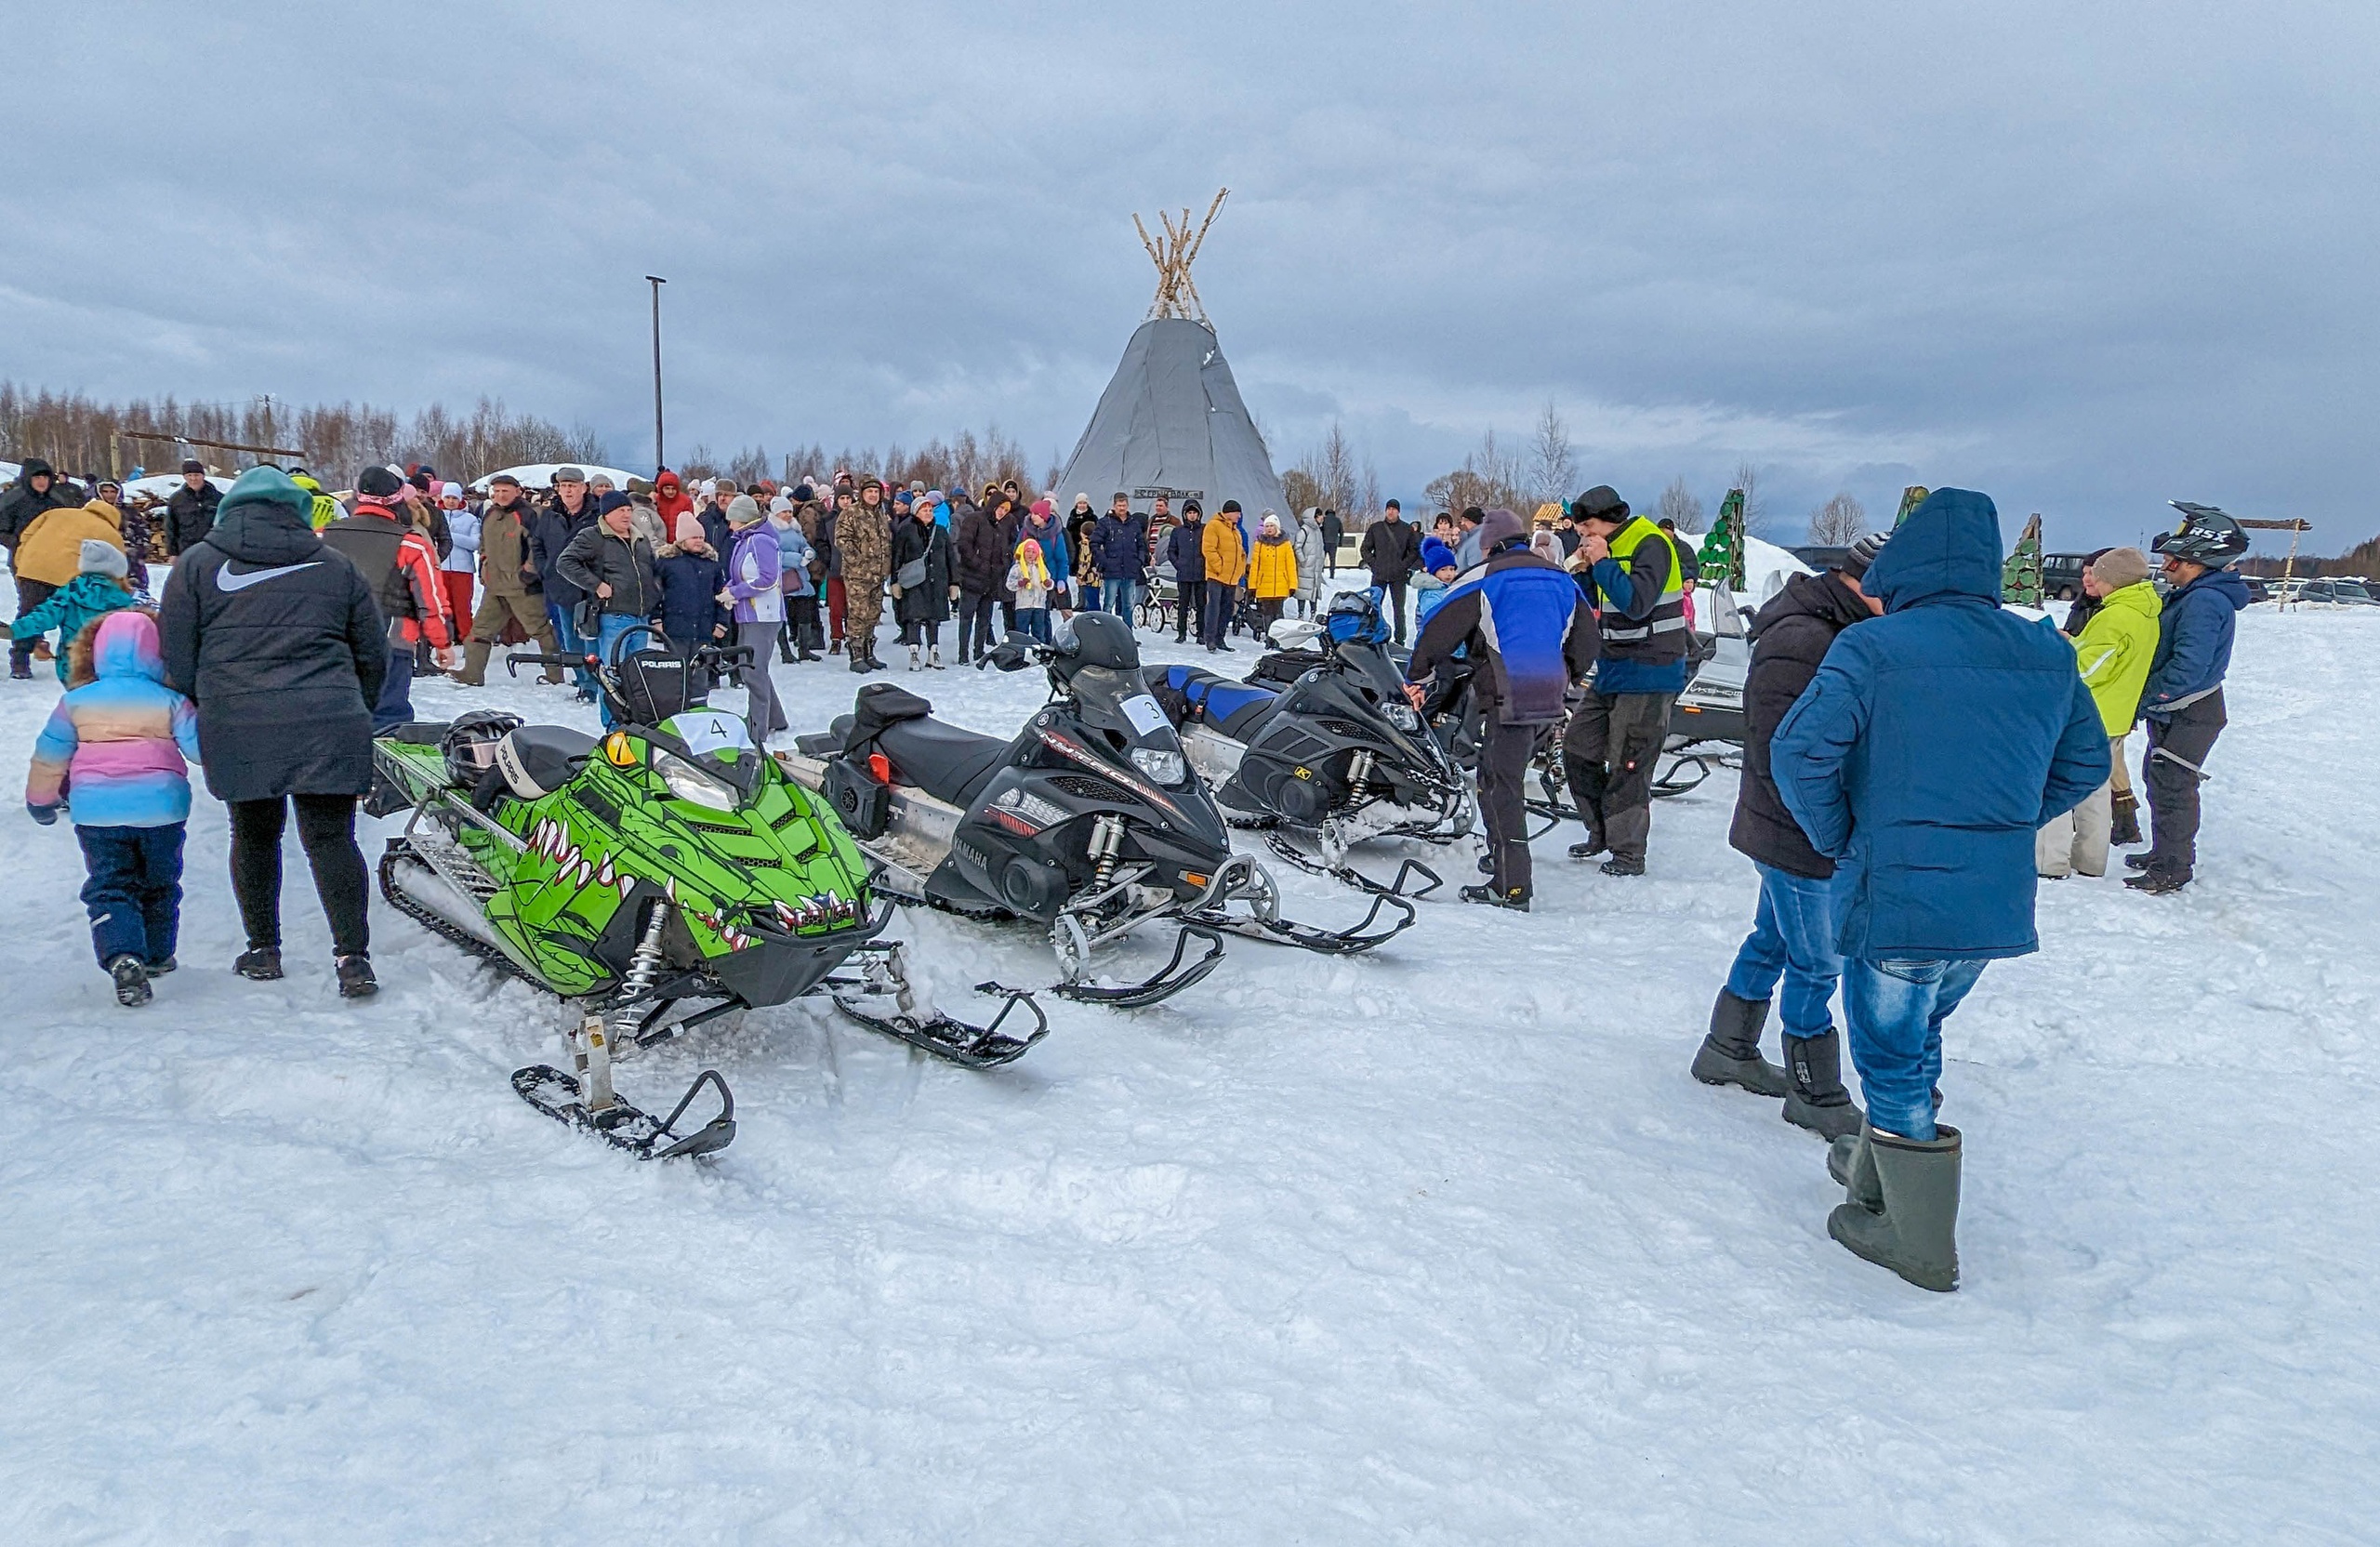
1564, 484, 1690, 876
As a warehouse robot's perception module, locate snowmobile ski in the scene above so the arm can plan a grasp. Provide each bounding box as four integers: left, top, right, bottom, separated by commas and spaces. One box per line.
1261, 830, 1444, 901
511, 1064, 738, 1161
1045, 922, 1227, 1009
1178, 853, 1417, 956
827, 940, 1051, 1068
830, 979, 1050, 1067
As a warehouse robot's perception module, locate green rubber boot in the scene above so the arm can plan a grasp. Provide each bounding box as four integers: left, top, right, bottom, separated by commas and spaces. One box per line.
1827, 1129, 1883, 1213
1827, 1124, 1962, 1292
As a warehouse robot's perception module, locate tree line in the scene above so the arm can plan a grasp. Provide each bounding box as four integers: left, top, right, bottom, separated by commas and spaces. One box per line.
0, 380, 1051, 499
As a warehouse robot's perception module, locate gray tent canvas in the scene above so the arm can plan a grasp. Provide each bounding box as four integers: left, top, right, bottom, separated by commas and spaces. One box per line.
1054, 317, 1286, 519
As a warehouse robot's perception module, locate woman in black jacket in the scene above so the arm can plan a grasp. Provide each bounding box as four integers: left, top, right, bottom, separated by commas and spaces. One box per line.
891, 500, 957, 669
159, 465, 388, 998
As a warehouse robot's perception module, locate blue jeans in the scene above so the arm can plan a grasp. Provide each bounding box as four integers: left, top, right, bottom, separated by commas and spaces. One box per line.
548, 602, 597, 693
592, 613, 644, 729
371, 645, 414, 732
1725, 864, 1846, 1039
77, 823, 186, 968
1104, 579, 1137, 628
1843, 958, 1988, 1142
1017, 607, 1051, 643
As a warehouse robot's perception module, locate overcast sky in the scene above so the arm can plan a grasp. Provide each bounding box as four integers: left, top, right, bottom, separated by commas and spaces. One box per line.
8, 1, 2374, 550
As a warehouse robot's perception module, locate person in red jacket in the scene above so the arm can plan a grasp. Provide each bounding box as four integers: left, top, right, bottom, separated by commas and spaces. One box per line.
653, 469, 695, 530
321, 467, 456, 730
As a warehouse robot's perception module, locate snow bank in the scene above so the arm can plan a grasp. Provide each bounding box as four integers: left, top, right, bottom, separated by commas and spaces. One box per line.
0, 606, 2372, 1541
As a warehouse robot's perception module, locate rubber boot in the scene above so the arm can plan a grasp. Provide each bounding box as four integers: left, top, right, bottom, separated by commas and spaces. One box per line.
1828, 1124, 1961, 1292
1781, 1028, 1864, 1140
849, 643, 869, 673
1690, 989, 1788, 1096
1827, 1129, 1883, 1213
2109, 788, 2142, 846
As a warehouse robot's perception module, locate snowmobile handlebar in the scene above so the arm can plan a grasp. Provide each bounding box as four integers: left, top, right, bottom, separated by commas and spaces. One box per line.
503, 651, 593, 677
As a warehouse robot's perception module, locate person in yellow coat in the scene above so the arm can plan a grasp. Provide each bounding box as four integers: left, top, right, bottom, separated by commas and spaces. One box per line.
1247, 510, 1300, 634
1198, 499, 1249, 651
2037, 547, 2161, 879
10, 496, 127, 679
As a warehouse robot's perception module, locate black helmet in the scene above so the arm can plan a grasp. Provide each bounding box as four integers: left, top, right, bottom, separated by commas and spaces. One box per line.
442, 710, 523, 787
2153, 502, 2249, 566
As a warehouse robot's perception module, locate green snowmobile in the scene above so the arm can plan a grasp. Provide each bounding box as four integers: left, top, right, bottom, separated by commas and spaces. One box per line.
369, 628, 1046, 1161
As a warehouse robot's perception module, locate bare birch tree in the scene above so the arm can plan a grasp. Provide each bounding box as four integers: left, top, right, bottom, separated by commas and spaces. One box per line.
1806, 492, 1869, 545
1530, 401, 1576, 508
1657, 477, 1706, 531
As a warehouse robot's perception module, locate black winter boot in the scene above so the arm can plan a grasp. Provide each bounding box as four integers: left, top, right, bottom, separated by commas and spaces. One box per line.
2109, 788, 2143, 846
1782, 1029, 1864, 1141
1690, 989, 1788, 1096
337, 954, 378, 999
1828, 1124, 1962, 1292
234, 945, 284, 982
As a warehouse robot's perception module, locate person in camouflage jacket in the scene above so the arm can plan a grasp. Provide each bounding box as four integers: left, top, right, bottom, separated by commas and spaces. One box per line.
839, 477, 893, 672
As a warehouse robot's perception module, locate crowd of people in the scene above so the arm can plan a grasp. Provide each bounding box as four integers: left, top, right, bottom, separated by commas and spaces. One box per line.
1, 452, 2254, 1291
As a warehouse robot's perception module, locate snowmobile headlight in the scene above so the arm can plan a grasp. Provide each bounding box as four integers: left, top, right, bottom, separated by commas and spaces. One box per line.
1383, 702, 1421, 733
1130, 747, 1186, 787
654, 749, 740, 812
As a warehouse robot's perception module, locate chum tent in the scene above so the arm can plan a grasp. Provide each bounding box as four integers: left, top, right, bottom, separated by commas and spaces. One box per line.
1052, 190, 1287, 520
1052, 318, 1287, 519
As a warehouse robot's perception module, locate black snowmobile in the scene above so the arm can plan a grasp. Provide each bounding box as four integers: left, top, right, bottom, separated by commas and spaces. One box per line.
370, 626, 1046, 1161
777, 613, 1415, 1009
1149, 591, 1469, 895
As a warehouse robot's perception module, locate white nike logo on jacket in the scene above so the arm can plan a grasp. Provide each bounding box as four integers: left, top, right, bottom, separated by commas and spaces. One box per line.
215, 560, 323, 591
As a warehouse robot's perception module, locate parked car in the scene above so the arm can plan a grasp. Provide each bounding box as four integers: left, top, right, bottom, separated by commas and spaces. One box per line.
2041, 551, 2093, 601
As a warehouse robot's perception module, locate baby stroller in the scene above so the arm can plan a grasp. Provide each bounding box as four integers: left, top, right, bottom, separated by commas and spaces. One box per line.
1139, 560, 1181, 636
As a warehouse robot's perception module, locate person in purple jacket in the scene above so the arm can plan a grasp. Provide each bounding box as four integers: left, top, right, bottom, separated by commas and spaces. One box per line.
720, 496, 787, 744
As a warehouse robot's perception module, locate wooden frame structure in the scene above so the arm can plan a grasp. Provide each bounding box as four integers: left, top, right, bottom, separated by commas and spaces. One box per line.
1134, 189, 1229, 326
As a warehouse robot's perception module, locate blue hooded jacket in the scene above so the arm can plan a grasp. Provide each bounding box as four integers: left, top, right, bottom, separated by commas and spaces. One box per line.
1769, 489, 2109, 961
2139, 566, 2250, 720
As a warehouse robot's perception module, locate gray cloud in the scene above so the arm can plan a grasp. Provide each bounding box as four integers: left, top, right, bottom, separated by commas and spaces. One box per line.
8, 0, 2375, 549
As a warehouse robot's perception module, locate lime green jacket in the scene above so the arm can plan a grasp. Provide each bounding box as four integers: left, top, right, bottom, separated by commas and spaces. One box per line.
2073, 580, 2161, 734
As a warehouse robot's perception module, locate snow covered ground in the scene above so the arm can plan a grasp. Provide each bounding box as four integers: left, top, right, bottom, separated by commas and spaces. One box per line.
3, 594, 2374, 1543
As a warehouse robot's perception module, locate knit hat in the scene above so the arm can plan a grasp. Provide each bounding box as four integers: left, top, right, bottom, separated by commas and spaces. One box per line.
1031, 496, 1054, 517
596, 491, 635, 516
1572, 485, 1629, 523
1476, 508, 1527, 551
791, 483, 813, 502
79, 538, 129, 578
356, 466, 404, 498
180, 458, 206, 475
1421, 536, 1457, 574
1839, 529, 1890, 580
441, 482, 464, 500
768, 494, 795, 515
2091, 546, 2152, 590
1261, 513, 1281, 535
222, 464, 317, 521
1220, 499, 1241, 514
674, 512, 707, 545
407, 470, 434, 493
725, 494, 765, 527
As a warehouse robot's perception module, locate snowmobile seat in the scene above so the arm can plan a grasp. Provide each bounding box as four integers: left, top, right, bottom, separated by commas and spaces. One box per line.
1156, 664, 1279, 742
869, 715, 1012, 808
495, 724, 600, 800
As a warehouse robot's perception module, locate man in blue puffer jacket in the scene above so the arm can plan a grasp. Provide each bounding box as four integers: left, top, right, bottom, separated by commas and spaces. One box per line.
2124, 506, 2252, 895
1769, 488, 2107, 1292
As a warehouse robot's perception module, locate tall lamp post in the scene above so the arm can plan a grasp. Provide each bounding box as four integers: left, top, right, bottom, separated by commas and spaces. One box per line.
646, 275, 668, 472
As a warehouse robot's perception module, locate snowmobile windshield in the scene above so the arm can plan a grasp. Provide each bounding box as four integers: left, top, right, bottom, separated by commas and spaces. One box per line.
1319, 639, 1446, 772
1066, 663, 1194, 789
